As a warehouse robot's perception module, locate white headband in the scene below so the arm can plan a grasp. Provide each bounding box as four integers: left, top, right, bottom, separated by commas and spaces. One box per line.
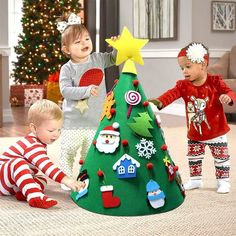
57, 13, 81, 33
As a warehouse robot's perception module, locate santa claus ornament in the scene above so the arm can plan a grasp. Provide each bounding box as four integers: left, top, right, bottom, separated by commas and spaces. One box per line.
95, 122, 120, 154
71, 27, 185, 216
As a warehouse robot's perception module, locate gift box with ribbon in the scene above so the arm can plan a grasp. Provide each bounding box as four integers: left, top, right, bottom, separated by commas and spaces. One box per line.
46, 71, 63, 104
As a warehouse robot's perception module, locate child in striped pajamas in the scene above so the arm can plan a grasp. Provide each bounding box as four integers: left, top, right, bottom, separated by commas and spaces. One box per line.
0, 99, 85, 209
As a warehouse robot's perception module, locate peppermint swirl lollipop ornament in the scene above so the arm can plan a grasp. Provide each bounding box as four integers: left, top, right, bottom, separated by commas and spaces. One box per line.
125, 90, 141, 118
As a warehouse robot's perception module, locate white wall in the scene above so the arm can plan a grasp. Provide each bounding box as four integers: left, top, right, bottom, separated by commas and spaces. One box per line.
192, 0, 236, 48
0, 0, 12, 123
119, 0, 236, 103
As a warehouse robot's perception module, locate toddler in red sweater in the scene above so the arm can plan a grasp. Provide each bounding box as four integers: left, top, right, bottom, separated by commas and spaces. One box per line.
150, 42, 236, 193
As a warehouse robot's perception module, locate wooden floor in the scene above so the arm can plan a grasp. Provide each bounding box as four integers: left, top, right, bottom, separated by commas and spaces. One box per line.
0, 106, 235, 137
0, 106, 29, 137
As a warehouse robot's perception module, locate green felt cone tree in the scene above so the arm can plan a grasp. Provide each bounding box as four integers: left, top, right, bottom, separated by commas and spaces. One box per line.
71, 27, 185, 216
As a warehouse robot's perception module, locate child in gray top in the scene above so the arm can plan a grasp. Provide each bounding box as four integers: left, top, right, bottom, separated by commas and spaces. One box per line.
57, 13, 117, 190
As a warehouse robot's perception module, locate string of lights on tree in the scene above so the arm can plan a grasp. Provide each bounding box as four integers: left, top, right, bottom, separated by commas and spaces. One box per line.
12, 0, 81, 84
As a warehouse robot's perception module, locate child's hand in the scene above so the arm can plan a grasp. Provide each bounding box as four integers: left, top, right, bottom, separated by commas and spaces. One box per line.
111, 35, 120, 41
90, 85, 99, 96
219, 94, 232, 105
108, 35, 120, 47
61, 176, 86, 192
148, 99, 163, 109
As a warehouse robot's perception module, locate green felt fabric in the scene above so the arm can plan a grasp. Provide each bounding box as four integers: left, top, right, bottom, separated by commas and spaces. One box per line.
71, 72, 185, 216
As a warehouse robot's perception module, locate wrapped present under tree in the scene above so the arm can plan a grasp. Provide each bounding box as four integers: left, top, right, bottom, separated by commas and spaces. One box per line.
10, 84, 46, 106
24, 88, 44, 107
46, 71, 63, 104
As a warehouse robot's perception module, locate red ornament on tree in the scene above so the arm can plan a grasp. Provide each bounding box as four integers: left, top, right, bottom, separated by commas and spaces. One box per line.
133, 80, 139, 87
143, 101, 149, 107
174, 166, 179, 171
110, 108, 116, 115
161, 144, 168, 151
97, 170, 104, 177
79, 159, 84, 165
122, 140, 129, 146
146, 162, 154, 170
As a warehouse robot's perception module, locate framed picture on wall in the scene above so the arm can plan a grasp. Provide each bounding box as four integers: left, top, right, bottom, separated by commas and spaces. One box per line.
133, 0, 178, 40
211, 1, 236, 31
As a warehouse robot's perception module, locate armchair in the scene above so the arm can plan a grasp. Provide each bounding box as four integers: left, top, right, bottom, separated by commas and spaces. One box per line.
208, 45, 236, 115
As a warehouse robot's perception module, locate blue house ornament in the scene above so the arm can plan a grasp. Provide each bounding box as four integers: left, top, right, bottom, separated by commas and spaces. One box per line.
113, 154, 140, 179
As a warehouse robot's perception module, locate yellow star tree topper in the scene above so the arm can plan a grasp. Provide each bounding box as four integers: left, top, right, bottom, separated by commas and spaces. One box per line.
106, 27, 148, 74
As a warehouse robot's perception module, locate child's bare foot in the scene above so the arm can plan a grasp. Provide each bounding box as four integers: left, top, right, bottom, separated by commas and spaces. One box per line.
28, 196, 57, 209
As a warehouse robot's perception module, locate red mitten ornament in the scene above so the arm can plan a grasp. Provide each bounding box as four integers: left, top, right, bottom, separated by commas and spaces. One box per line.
100, 185, 120, 208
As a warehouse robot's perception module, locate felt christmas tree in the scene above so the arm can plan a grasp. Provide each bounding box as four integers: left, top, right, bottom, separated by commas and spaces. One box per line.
71, 27, 185, 216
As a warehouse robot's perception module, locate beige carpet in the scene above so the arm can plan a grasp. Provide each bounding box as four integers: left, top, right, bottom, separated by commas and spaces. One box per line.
0, 125, 236, 236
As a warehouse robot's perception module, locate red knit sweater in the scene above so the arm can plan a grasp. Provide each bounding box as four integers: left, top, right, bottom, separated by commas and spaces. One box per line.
157, 74, 236, 141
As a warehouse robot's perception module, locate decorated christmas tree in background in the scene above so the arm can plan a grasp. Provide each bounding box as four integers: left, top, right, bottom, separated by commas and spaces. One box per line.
71, 27, 185, 216
12, 0, 81, 84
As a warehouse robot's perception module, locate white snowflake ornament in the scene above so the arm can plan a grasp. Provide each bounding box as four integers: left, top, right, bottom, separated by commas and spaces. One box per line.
136, 138, 156, 159
186, 43, 207, 63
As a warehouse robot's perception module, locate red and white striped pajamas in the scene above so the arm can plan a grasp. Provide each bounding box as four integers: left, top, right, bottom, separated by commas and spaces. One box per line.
0, 134, 65, 202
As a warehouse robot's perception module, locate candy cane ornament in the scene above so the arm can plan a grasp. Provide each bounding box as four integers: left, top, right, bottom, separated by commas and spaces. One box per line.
125, 90, 141, 118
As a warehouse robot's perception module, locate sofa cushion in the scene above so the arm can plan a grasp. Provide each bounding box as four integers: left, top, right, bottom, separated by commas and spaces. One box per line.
224, 79, 236, 91
229, 45, 236, 79
208, 52, 229, 79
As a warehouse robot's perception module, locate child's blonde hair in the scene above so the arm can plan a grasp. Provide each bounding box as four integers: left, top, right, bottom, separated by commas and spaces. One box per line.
28, 99, 63, 126
58, 13, 89, 58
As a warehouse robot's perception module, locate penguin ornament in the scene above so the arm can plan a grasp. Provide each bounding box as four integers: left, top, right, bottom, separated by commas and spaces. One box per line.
75, 170, 89, 201
146, 179, 165, 209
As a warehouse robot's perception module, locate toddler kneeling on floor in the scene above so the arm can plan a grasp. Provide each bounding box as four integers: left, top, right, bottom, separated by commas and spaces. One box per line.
0, 99, 85, 209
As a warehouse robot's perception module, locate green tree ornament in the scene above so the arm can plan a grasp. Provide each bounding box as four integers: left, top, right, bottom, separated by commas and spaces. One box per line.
128, 112, 153, 137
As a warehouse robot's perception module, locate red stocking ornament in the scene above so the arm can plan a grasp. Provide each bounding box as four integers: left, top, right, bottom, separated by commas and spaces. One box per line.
100, 185, 120, 208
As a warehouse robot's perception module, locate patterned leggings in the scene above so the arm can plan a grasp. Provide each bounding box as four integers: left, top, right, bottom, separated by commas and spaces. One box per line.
60, 128, 96, 177
0, 158, 47, 201
187, 135, 230, 180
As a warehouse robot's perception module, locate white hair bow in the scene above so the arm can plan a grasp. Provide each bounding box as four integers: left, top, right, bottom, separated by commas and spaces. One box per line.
57, 13, 81, 33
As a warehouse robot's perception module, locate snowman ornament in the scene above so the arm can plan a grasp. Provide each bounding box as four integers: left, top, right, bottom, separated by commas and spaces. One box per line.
146, 179, 165, 209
